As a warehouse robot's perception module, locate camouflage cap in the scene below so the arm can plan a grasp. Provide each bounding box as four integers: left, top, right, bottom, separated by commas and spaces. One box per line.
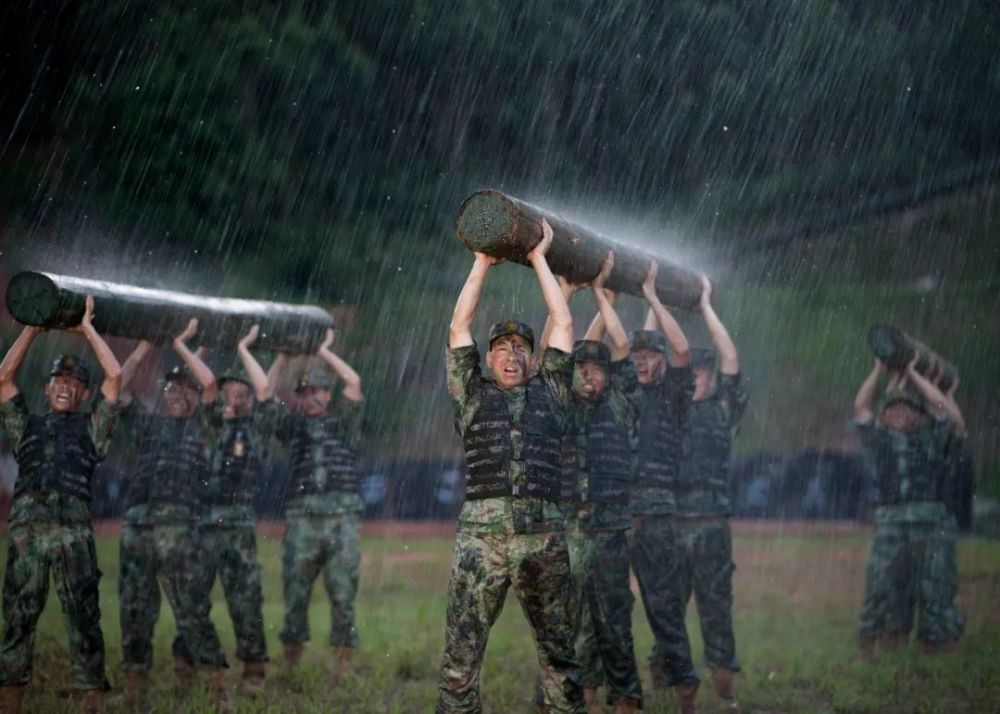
295, 367, 334, 393
49, 354, 90, 385
162, 364, 199, 389
690, 346, 717, 370
572, 340, 611, 369
630, 330, 667, 353
488, 321, 535, 351
217, 365, 251, 388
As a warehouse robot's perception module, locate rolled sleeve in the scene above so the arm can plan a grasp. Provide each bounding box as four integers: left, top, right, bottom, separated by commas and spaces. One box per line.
447, 343, 483, 433
0, 394, 30, 452
88, 395, 120, 460
539, 347, 573, 426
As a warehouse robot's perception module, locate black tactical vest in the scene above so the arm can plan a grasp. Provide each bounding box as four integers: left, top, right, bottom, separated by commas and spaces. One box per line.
15, 413, 98, 501
126, 414, 209, 510
287, 413, 359, 497
676, 399, 732, 503
872, 427, 940, 505
211, 417, 263, 507
562, 399, 631, 504
463, 377, 562, 501
636, 383, 683, 493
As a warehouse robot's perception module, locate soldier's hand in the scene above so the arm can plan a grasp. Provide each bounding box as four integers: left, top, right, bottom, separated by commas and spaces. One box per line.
699, 274, 713, 308
70, 295, 96, 333
319, 328, 335, 353
527, 218, 554, 261
175, 318, 199, 344
240, 324, 260, 350
592, 251, 614, 289
474, 252, 505, 267
642, 261, 659, 299
948, 374, 960, 397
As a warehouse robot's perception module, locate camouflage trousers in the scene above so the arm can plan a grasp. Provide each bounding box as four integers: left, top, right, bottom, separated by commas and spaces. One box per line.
858, 516, 965, 645
628, 515, 698, 687
119, 523, 228, 671
280, 514, 360, 648
567, 525, 642, 706
172, 525, 267, 664
437, 528, 584, 714
0, 522, 108, 690
669, 517, 740, 672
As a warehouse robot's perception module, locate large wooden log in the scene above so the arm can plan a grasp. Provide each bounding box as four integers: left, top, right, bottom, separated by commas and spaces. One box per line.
454, 189, 703, 310
5, 271, 334, 354
867, 325, 957, 392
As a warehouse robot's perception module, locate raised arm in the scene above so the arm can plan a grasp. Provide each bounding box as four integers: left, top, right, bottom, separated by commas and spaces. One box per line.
317, 329, 363, 403
449, 253, 500, 349
853, 359, 884, 424
642, 262, 690, 367
172, 318, 217, 403
74, 295, 122, 402
528, 218, 573, 353
943, 377, 967, 438
267, 352, 289, 395
237, 324, 272, 401
700, 274, 739, 375
120, 340, 153, 402
0, 325, 43, 402
540, 277, 579, 354
906, 358, 965, 434
590, 252, 629, 360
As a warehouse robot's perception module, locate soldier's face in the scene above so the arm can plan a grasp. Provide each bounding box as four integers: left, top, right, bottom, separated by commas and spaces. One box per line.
221, 381, 254, 418
572, 361, 607, 400
693, 367, 715, 401
163, 379, 200, 417
486, 335, 532, 389
44, 375, 90, 413
632, 349, 665, 385
297, 386, 332, 416
879, 401, 926, 433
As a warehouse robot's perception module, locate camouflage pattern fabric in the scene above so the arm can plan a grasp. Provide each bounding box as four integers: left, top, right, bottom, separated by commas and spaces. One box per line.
172, 524, 267, 664
436, 529, 584, 713
670, 517, 740, 672
0, 522, 108, 690
119, 524, 228, 671
628, 515, 698, 687
279, 514, 360, 647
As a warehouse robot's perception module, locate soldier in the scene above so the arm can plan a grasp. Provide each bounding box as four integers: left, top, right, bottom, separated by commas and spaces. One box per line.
548, 253, 643, 714
0, 297, 120, 714
438, 219, 584, 713
672, 275, 747, 709
116, 319, 230, 711
269, 328, 364, 687
171, 325, 276, 693
628, 262, 699, 714
852, 354, 965, 657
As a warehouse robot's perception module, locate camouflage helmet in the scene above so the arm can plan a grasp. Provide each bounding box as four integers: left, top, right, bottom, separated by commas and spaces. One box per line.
295, 366, 334, 393
162, 364, 200, 390
630, 330, 667, 354
572, 340, 611, 370
488, 321, 535, 351
690, 346, 717, 371
49, 354, 90, 385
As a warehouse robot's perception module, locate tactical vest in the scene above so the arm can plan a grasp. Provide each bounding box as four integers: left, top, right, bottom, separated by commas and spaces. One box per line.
287, 413, 359, 497
872, 427, 940, 506
562, 399, 631, 504
126, 415, 208, 510
14, 413, 98, 501
463, 378, 562, 501
212, 417, 263, 507
676, 399, 732, 505
636, 383, 683, 493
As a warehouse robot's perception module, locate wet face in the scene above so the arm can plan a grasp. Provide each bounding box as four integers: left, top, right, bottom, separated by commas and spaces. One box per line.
163, 379, 200, 417
693, 367, 715, 401
632, 349, 666, 385
221, 380, 254, 419
572, 361, 607, 400
879, 401, 926, 433
44, 375, 90, 413
486, 335, 532, 389
297, 386, 333, 417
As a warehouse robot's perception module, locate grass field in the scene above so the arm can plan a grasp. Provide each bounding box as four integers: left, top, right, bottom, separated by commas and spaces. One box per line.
3, 521, 999, 713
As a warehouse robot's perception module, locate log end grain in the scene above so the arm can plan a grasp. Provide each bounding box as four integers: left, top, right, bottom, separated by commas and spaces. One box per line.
455, 190, 522, 257
5, 271, 66, 327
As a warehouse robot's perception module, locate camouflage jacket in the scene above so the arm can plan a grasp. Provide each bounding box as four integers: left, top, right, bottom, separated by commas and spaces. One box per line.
564, 357, 640, 531
676, 372, 748, 517
0, 392, 118, 526
448, 343, 573, 535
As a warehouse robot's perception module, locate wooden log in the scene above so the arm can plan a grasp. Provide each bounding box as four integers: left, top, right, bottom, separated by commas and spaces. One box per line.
5, 271, 334, 354
867, 325, 957, 392
454, 189, 703, 310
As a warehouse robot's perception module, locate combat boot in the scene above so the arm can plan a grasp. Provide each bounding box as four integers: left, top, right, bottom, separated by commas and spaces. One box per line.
674, 682, 699, 714
711, 669, 738, 710
283, 642, 304, 669
328, 646, 354, 691
241, 660, 267, 695
78, 688, 104, 714
204, 668, 233, 714
583, 687, 600, 714
122, 671, 148, 712
0, 684, 27, 714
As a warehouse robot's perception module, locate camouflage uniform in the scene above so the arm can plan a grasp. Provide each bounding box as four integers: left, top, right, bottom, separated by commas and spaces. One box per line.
274, 396, 364, 649
117, 399, 228, 671
439, 342, 584, 714
854, 410, 964, 646
671, 369, 748, 673
173, 398, 280, 665
561, 353, 642, 706
0, 388, 118, 691
630, 349, 698, 687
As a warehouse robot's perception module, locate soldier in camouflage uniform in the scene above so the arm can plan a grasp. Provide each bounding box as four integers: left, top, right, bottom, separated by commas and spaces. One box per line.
852, 354, 966, 658
628, 262, 700, 714
171, 325, 277, 693
269, 328, 364, 686
0, 296, 121, 714
116, 319, 230, 711
439, 219, 585, 714
671, 275, 747, 709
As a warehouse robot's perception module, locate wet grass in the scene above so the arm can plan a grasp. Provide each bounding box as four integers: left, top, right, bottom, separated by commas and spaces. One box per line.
2, 526, 999, 712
